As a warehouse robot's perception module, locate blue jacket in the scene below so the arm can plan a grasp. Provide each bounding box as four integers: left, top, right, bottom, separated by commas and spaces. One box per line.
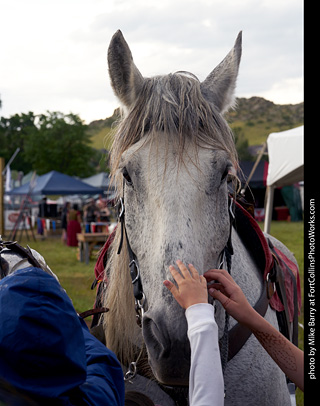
0, 267, 125, 405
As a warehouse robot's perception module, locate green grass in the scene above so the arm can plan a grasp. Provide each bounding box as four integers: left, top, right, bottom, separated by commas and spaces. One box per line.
15, 235, 98, 313
16, 221, 304, 404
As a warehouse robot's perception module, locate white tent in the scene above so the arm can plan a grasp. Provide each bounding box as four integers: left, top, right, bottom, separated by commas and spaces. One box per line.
82, 172, 110, 190
264, 125, 304, 233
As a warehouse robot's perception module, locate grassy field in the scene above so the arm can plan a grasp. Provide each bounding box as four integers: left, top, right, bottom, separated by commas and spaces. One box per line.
14, 220, 304, 404
14, 234, 99, 313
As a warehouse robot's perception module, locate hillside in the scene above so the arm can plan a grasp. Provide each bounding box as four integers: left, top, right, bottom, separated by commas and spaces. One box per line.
226, 97, 304, 147
88, 97, 304, 153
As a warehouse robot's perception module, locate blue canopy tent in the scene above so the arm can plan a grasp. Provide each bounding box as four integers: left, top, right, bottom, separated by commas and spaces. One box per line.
8, 171, 103, 196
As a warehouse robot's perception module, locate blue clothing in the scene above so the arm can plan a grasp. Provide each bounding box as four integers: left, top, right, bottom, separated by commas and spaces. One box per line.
0, 267, 125, 405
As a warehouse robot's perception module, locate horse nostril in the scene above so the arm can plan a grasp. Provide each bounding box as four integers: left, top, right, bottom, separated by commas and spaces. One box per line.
143, 315, 169, 358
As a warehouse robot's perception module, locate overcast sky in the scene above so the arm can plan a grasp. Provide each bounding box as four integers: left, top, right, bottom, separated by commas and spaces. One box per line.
1, 0, 303, 124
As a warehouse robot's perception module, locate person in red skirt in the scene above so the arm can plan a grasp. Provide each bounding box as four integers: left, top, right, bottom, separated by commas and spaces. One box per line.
67, 203, 82, 247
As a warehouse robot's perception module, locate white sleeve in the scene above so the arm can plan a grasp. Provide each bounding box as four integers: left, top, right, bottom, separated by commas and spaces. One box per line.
186, 303, 224, 406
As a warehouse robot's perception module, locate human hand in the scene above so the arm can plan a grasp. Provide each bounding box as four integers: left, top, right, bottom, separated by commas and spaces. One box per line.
204, 269, 255, 326
163, 261, 208, 309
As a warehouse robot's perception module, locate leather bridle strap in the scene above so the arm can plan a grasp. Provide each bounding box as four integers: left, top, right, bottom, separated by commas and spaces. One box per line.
117, 197, 144, 302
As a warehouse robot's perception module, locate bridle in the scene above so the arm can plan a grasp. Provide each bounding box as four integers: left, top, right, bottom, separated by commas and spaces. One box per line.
116, 185, 237, 384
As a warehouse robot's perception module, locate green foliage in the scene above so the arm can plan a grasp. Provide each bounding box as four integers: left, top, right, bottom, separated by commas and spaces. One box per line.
23, 111, 97, 177
0, 112, 37, 172
1, 111, 99, 177
233, 126, 253, 161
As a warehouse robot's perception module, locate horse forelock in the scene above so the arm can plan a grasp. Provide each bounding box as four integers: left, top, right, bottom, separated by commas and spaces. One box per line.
110, 72, 238, 181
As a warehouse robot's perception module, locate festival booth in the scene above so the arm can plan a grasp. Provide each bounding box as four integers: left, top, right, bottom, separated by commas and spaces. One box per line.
264, 126, 304, 233
6, 171, 104, 245
8, 170, 103, 196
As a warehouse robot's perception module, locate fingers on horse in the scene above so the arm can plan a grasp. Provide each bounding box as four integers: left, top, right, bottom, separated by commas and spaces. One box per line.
188, 263, 200, 280
163, 280, 179, 296
175, 260, 192, 279
169, 265, 184, 283
200, 275, 207, 286
204, 269, 235, 288
209, 287, 230, 308
210, 282, 227, 296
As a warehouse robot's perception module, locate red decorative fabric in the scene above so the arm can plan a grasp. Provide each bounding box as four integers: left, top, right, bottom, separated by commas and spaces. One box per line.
234, 200, 301, 321
94, 228, 117, 282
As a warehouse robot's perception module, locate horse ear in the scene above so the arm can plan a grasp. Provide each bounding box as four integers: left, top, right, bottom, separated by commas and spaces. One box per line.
108, 30, 144, 107
200, 31, 242, 114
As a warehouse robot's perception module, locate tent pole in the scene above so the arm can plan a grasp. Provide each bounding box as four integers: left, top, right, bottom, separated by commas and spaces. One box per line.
264, 185, 274, 234
241, 142, 267, 195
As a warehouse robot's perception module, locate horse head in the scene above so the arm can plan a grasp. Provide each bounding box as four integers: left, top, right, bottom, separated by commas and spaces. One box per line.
104, 30, 241, 386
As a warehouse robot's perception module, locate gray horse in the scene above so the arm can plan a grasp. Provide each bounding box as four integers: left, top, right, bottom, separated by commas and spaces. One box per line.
102, 30, 295, 405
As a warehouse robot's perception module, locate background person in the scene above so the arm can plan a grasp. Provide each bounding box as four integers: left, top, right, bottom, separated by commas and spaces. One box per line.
67, 203, 82, 247
61, 201, 70, 244
84, 198, 99, 233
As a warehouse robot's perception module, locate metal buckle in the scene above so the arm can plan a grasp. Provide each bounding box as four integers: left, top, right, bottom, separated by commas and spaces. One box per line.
219, 250, 226, 269
136, 292, 146, 311
129, 259, 140, 284
124, 361, 137, 382
118, 197, 125, 220
229, 197, 235, 220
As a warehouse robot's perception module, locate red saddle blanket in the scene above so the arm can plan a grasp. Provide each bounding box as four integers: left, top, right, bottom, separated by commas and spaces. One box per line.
233, 200, 301, 322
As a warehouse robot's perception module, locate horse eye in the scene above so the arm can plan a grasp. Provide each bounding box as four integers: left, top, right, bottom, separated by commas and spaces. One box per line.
122, 167, 133, 186
221, 166, 230, 183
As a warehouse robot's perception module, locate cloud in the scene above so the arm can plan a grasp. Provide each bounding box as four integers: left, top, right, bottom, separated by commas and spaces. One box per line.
0, 0, 303, 123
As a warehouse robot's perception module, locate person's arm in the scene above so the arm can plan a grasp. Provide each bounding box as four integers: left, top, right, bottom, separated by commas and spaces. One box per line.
77, 318, 125, 406
204, 268, 304, 392
164, 261, 224, 406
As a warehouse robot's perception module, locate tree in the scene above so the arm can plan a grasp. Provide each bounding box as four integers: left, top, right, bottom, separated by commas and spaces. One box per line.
23, 112, 98, 177
0, 112, 37, 172
233, 127, 253, 161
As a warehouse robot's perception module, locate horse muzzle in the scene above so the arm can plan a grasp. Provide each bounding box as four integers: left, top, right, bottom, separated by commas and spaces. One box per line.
142, 311, 190, 386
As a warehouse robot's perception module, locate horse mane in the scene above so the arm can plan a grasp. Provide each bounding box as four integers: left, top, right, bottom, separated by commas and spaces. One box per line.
103, 71, 239, 366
